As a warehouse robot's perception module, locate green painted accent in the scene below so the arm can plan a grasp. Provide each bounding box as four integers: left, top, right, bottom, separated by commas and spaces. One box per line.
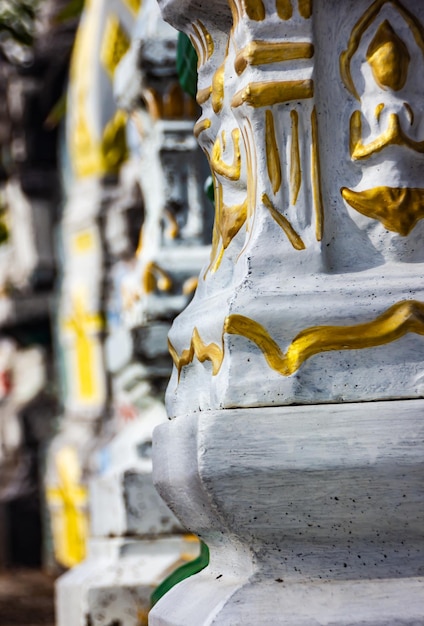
176, 32, 198, 99
151, 541, 210, 607
204, 176, 214, 203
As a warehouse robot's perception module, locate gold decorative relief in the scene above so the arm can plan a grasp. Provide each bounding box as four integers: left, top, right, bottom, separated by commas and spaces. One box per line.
235, 41, 314, 75
290, 110, 301, 205
349, 110, 424, 160
182, 277, 199, 295
242, 0, 266, 21
197, 21, 215, 61
168, 328, 223, 380
196, 86, 212, 106
311, 107, 324, 241
171, 300, 424, 379
206, 181, 248, 274
192, 23, 207, 65
231, 79, 314, 108
340, 0, 424, 101
375, 102, 385, 121
366, 20, 410, 91
100, 15, 130, 79
212, 63, 225, 114
262, 194, 305, 250
142, 262, 173, 293
194, 118, 211, 139
224, 300, 424, 375
276, 0, 293, 20
211, 129, 242, 180
265, 110, 282, 194
219, 193, 248, 248
228, 0, 241, 26
241, 118, 258, 224
298, 0, 312, 19
341, 186, 424, 235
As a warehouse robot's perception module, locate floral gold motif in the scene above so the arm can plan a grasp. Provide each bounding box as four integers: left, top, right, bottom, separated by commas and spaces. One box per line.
341, 186, 424, 235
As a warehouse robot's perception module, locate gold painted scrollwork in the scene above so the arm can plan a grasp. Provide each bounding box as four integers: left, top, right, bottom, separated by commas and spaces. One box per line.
340, 0, 424, 100
170, 300, 424, 380
168, 328, 223, 380
211, 129, 242, 180
194, 118, 212, 138
341, 186, 424, 235
349, 110, 424, 159
206, 181, 248, 274
192, 20, 215, 66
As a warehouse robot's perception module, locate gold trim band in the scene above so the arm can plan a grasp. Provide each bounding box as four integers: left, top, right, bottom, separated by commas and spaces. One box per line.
235, 41, 314, 75
170, 300, 424, 379
231, 79, 314, 108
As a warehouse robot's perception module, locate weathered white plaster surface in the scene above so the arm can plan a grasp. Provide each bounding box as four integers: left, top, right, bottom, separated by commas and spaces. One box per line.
151, 400, 424, 624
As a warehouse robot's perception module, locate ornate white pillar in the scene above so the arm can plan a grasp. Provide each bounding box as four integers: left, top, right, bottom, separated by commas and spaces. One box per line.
56, 0, 212, 623
150, 0, 424, 623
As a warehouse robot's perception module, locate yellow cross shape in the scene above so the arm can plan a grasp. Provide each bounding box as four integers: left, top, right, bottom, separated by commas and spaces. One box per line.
62, 293, 104, 402
46, 446, 88, 568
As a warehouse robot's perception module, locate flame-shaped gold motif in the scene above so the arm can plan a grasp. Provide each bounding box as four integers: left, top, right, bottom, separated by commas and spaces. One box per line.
366, 20, 410, 91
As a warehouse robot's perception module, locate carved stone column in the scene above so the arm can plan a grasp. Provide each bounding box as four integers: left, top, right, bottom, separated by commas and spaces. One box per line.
56, 0, 212, 623
150, 1, 424, 623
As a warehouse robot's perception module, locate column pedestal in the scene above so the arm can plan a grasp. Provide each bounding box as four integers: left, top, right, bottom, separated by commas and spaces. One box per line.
150, 399, 424, 625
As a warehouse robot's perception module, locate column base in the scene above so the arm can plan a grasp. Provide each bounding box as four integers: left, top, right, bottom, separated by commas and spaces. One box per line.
150, 574, 424, 626
150, 399, 424, 625
56, 535, 199, 626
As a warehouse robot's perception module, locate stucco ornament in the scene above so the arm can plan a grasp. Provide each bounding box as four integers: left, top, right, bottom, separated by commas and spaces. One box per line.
151, 1, 424, 624
158, 0, 424, 417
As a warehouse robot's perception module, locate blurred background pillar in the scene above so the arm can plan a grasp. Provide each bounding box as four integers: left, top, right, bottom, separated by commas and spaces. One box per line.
54, 0, 212, 624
